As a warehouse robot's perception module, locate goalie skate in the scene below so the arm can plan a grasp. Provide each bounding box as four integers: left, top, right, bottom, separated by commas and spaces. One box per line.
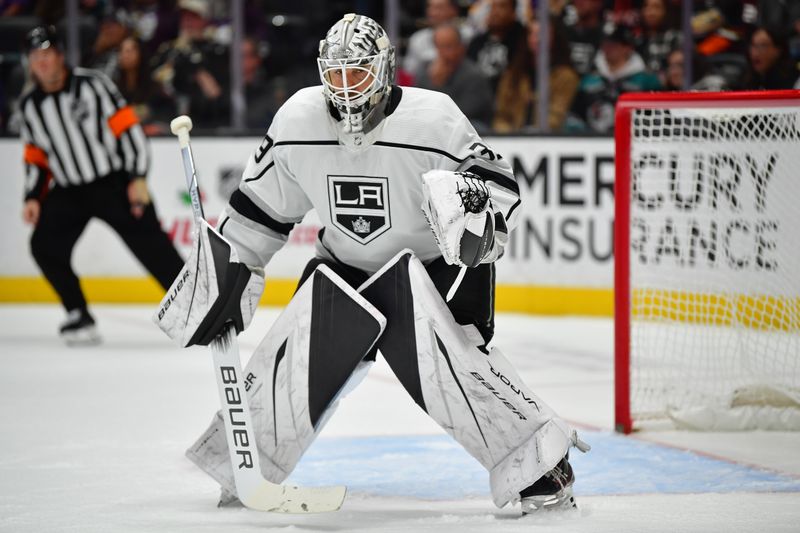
519, 455, 577, 514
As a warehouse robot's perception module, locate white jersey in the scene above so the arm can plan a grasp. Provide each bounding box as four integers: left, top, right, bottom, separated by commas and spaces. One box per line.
220, 85, 520, 274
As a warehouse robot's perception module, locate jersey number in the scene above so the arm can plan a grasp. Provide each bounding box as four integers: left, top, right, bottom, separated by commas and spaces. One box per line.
470, 142, 500, 161
254, 133, 274, 164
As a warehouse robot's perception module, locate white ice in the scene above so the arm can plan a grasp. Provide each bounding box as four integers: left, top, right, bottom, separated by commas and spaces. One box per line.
1, 304, 798, 532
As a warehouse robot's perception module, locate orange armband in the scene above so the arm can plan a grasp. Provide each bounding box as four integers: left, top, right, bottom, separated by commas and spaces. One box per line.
24, 144, 49, 169
108, 105, 139, 137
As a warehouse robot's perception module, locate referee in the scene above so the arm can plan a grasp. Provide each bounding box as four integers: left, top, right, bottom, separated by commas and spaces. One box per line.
18, 26, 184, 345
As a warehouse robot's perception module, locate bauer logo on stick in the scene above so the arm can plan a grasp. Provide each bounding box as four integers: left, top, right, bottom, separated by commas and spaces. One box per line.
220, 366, 255, 470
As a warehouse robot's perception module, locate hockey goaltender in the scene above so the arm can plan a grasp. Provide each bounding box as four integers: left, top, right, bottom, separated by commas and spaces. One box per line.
154, 12, 589, 515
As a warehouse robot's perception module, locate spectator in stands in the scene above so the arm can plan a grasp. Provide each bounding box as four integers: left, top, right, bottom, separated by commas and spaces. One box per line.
416, 23, 493, 130
241, 36, 279, 131
114, 36, 174, 134
466, 0, 530, 33
571, 24, 660, 133
692, 0, 748, 58
466, 0, 526, 92
661, 48, 728, 91
89, 10, 133, 77
662, 48, 686, 90
563, 0, 606, 76
34, 0, 106, 24
402, 0, 473, 82
756, 0, 800, 39
635, 0, 681, 83
0, 0, 31, 17
151, 0, 230, 129
121, 0, 180, 59
743, 26, 799, 90
493, 15, 579, 133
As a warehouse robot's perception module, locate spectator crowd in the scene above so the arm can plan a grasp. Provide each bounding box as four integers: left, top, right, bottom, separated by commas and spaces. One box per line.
2, 0, 800, 136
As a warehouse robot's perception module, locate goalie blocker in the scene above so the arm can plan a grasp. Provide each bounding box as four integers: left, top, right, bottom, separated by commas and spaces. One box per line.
154, 220, 265, 347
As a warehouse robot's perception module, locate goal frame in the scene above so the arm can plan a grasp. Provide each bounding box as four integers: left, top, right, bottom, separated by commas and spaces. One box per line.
614, 90, 800, 434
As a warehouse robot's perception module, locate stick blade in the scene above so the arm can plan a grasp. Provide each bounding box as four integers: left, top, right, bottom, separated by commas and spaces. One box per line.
242, 483, 347, 513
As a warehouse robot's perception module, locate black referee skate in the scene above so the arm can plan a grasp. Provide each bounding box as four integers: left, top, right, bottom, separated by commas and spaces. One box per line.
59, 308, 101, 346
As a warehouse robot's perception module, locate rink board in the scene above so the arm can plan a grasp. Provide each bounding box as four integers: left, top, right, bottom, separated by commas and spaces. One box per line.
0, 136, 616, 316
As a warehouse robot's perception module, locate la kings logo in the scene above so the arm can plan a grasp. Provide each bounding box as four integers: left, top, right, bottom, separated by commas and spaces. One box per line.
328, 175, 391, 244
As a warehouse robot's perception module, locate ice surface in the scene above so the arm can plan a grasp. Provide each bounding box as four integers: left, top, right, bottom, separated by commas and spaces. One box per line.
1, 305, 798, 532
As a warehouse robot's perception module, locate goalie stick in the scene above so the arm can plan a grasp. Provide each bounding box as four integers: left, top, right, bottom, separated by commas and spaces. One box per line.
169, 115, 347, 513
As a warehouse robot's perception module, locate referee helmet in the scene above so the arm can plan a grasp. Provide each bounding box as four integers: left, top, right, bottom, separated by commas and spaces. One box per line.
24, 25, 62, 54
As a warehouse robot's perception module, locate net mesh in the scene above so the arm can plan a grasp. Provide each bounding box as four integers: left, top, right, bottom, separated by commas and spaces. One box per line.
628, 104, 800, 426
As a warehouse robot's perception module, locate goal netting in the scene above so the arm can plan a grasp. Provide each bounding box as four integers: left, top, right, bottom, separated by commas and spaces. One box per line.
614, 91, 800, 432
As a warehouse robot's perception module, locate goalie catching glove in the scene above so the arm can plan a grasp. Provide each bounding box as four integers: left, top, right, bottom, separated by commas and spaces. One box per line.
153, 220, 265, 347
421, 169, 496, 268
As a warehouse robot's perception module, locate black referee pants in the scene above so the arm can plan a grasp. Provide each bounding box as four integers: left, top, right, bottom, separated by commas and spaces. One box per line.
30, 172, 184, 313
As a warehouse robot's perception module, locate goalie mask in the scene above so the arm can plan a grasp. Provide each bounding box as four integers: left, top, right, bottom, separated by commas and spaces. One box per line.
318, 13, 395, 134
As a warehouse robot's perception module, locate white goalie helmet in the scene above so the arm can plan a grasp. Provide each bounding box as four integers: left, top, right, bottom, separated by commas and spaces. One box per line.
318, 13, 396, 133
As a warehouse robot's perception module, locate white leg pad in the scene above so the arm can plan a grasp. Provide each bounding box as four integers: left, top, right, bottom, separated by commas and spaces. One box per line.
186, 265, 385, 494
359, 250, 573, 508
489, 417, 573, 507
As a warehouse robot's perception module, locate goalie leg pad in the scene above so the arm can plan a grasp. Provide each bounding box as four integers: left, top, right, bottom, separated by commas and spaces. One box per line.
186, 265, 386, 494
359, 250, 572, 508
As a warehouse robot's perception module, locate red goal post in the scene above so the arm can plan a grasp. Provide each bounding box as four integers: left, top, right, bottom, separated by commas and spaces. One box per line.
614, 90, 800, 434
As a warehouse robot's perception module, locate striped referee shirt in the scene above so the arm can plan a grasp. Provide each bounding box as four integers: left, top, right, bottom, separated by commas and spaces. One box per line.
18, 67, 149, 200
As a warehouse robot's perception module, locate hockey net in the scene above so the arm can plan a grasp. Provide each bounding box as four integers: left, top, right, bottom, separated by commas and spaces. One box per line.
614, 91, 800, 433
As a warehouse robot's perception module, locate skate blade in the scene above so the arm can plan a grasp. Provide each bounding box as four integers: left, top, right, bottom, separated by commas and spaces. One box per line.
521, 488, 577, 515
62, 327, 102, 347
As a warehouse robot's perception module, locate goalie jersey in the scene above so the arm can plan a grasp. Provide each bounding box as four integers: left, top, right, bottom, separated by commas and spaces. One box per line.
219, 85, 521, 273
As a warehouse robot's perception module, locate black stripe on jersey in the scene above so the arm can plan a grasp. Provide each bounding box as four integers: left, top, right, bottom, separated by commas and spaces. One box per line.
507, 199, 521, 220
99, 76, 127, 172
29, 96, 69, 187
18, 120, 47, 198
459, 162, 520, 196
91, 70, 125, 108
245, 161, 274, 182
123, 129, 139, 176
267, 139, 472, 169
18, 115, 47, 196
273, 140, 339, 147
229, 189, 295, 236
315, 228, 347, 265
246, 140, 339, 182
218, 216, 230, 236
73, 78, 100, 178
90, 81, 114, 172
373, 141, 464, 164
90, 72, 131, 173
52, 95, 85, 184
493, 211, 508, 237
